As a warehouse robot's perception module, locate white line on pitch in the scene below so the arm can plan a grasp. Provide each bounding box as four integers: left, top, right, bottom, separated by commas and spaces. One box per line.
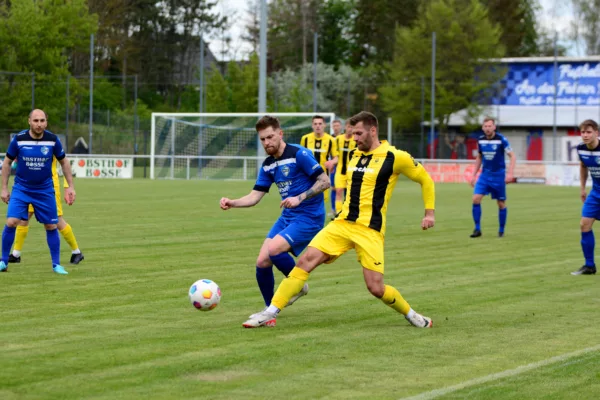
401, 344, 600, 400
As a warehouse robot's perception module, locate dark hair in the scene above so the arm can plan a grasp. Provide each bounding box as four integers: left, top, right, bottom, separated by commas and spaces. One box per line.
349, 111, 378, 130
332, 119, 341, 124
482, 117, 495, 124
580, 119, 599, 131
312, 115, 325, 122
255, 115, 281, 132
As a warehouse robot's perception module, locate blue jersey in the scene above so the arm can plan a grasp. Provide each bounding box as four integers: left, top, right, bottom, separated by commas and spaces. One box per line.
477, 133, 512, 175
254, 144, 325, 219
577, 142, 600, 191
6, 130, 66, 191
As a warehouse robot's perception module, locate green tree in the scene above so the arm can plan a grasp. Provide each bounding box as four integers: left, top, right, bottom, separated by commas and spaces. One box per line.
206, 65, 229, 112
380, 0, 505, 139
351, 0, 419, 68
318, 0, 355, 67
571, 0, 600, 55
482, 0, 540, 56
0, 0, 97, 130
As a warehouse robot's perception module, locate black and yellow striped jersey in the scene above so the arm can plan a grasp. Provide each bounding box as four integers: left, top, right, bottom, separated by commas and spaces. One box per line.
337, 141, 435, 235
300, 132, 338, 171
335, 134, 357, 175
51, 156, 69, 189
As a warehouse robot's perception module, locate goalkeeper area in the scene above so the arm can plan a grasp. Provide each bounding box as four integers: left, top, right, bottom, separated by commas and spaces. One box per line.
150, 112, 336, 180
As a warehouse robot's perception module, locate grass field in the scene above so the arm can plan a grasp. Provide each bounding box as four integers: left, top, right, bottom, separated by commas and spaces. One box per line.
1, 179, 599, 400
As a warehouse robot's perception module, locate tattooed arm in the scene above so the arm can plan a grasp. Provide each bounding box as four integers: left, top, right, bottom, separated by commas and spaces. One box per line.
280, 172, 331, 209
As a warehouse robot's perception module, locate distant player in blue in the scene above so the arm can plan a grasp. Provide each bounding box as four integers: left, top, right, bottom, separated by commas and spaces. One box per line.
0, 109, 76, 274
573, 119, 600, 275
220, 115, 330, 310
469, 117, 516, 238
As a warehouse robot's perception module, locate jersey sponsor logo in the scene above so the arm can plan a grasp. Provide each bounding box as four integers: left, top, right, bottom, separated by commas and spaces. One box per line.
349, 166, 374, 173
276, 180, 293, 194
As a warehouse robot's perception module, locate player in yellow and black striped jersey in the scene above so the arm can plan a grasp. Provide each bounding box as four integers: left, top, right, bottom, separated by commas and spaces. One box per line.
300, 116, 338, 214
243, 111, 436, 329
333, 120, 357, 214
9, 156, 84, 265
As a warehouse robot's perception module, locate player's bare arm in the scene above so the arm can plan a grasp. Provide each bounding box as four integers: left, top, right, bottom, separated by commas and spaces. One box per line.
281, 172, 330, 209
59, 157, 76, 205
470, 154, 482, 187
505, 150, 516, 183
580, 162, 589, 202
220, 190, 266, 210
1, 156, 13, 204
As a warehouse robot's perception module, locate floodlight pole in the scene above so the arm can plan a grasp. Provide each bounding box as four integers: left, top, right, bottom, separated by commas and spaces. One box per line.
430, 32, 436, 160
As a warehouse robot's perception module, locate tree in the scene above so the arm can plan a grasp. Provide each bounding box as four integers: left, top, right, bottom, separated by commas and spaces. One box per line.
0, 0, 97, 131
571, 0, 600, 55
204, 55, 259, 112
482, 0, 540, 56
351, 0, 419, 68
317, 0, 356, 67
380, 0, 505, 138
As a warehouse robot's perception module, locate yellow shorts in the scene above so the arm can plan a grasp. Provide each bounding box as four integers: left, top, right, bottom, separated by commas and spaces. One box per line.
334, 172, 348, 190
308, 219, 385, 273
28, 187, 63, 217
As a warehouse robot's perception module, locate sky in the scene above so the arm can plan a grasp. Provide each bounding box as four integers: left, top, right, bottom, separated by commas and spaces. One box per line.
209, 0, 580, 61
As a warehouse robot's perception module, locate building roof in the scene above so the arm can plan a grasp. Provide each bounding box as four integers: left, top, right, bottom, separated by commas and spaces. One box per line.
447, 105, 600, 128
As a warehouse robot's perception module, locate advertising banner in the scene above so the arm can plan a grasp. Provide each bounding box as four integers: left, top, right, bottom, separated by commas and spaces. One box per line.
70, 157, 133, 179
421, 162, 546, 184
495, 62, 600, 106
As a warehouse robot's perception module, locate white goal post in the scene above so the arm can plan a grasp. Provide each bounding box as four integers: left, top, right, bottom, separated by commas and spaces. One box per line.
150, 112, 336, 180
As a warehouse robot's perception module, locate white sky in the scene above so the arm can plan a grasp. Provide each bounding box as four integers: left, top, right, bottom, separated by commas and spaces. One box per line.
209, 0, 579, 61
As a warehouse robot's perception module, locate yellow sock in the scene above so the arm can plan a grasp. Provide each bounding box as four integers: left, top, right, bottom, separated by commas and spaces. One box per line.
381, 285, 411, 315
335, 199, 343, 214
13, 226, 29, 252
59, 224, 79, 251
271, 267, 310, 310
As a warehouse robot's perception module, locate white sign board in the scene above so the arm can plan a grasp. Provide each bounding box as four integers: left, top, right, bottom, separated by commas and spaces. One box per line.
70, 157, 134, 179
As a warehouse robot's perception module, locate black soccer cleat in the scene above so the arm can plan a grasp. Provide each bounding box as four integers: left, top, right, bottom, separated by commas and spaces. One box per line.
571, 265, 597, 275
498, 232, 504, 238
470, 229, 482, 238
8, 254, 21, 263
70, 253, 85, 265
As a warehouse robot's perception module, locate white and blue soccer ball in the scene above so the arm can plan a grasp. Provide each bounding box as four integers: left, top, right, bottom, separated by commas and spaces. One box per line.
189, 279, 221, 311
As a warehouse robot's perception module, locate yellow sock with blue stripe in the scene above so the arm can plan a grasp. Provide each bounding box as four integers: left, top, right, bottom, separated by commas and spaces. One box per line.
13, 225, 29, 253
271, 267, 309, 310
59, 224, 79, 252
381, 285, 411, 315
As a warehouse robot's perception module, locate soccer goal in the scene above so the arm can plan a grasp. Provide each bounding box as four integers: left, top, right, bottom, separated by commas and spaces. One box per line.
150, 112, 336, 180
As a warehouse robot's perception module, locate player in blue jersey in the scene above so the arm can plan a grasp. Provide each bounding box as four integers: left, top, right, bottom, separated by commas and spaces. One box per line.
0, 109, 76, 274
573, 119, 600, 275
469, 117, 516, 238
220, 115, 330, 312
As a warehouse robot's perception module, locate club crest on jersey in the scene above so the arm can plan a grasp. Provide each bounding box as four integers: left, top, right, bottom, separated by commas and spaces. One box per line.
595, 157, 600, 165
492, 144, 498, 150
281, 165, 290, 176
360, 158, 367, 165
40, 146, 49, 155
315, 141, 321, 149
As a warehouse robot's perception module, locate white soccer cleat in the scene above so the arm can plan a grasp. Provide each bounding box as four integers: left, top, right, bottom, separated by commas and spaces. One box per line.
242, 310, 277, 328
248, 307, 268, 319
286, 283, 309, 307
405, 312, 433, 328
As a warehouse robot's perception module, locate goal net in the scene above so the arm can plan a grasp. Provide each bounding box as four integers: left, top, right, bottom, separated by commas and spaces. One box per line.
150, 113, 336, 180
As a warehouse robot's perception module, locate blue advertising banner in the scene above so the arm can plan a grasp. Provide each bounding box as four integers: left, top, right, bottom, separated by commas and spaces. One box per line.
494, 62, 600, 106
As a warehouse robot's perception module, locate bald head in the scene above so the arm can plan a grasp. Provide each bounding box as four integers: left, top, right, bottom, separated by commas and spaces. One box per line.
29, 109, 48, 137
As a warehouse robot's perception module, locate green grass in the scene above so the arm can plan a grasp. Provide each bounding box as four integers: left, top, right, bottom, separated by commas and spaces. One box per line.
0, 180, 598, 399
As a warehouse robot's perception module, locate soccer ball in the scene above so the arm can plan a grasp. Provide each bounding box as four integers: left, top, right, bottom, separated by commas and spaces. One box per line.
189, 279, 221, 311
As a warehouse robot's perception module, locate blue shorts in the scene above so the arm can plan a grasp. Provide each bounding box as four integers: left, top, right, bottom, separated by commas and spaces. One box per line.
582, 190, 600, 219
7, 185, 58, 224
267, 215, 324, 256
474, 174, 506, 201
